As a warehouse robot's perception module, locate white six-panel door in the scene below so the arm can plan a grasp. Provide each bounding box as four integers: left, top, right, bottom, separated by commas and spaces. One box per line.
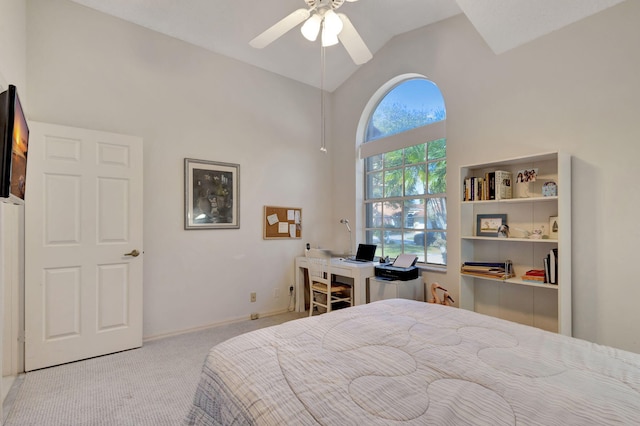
25, 122, 143, 371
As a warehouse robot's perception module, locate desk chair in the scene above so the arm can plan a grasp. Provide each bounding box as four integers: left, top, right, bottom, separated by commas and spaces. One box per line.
306, 249, 352, 316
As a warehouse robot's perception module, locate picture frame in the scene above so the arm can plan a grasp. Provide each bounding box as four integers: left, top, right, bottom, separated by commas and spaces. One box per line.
184, 158, 240, 230
515, 168, 538, 183
514, 168, 538, 198
476, 214, 507, 237
549, 215, 559, 239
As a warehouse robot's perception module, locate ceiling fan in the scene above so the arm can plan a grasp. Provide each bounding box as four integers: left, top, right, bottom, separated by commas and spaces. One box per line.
250, 0, 373, 65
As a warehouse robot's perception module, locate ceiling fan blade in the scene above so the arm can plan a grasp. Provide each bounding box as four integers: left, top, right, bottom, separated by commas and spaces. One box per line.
337, 13, 372, 64
250, 8, 311, 49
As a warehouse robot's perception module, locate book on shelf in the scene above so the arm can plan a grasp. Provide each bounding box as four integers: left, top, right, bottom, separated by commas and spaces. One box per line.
463, 177, 485, 201
521, 269, 546, 282
462, 171, 510, 201
487, 172, 495, 200
494, 170, 513, 200
464, 177, 470, 201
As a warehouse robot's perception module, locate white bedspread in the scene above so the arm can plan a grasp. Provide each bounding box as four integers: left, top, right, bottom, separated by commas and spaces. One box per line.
185, 299, 640, 425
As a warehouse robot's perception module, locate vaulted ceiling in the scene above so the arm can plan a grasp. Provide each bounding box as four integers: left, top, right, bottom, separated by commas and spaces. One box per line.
68, 0, 626, 91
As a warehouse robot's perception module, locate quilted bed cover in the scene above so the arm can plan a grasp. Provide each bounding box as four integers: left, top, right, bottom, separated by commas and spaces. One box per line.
185, 299, 640, 425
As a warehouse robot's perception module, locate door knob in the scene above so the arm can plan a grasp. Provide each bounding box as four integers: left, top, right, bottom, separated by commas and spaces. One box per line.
124, 249, 141, 257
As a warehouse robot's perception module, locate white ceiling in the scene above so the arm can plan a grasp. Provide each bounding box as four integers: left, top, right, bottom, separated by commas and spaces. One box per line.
67, 0, 625, 92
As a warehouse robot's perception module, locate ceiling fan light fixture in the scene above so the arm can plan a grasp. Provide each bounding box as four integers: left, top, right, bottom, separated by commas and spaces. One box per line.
321, 27, 339, 46
250, 0, 370, 65
301, 14, 322, 41
323, 10, 343, 35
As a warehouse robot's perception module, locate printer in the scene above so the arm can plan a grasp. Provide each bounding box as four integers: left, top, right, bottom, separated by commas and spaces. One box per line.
374, 254, 419, 281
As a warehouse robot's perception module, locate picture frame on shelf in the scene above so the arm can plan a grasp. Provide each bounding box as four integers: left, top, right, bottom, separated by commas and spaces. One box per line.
549, 215, 559, 239
476, 214, 507, 237
514, 168, 538, 198
184, 158, 240, 230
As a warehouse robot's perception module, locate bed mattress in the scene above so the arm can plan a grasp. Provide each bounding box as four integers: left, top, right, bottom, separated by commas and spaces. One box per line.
186, 299, 640, 425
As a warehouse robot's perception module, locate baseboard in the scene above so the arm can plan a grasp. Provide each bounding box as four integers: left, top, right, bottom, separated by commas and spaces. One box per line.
142, 308, 292, 343
2, 374, 24, 425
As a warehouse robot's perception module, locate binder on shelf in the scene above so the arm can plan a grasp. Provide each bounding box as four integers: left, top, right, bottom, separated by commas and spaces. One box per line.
462, 261, 506, 267
548, 248, 558, 284
543, 257, 550, 283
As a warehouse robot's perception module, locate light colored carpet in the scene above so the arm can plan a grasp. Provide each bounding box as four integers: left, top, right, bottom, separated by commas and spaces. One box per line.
4, 311, 306, 426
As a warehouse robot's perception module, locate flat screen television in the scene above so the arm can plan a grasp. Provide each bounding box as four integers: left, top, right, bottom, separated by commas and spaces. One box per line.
0, 84, 29, 204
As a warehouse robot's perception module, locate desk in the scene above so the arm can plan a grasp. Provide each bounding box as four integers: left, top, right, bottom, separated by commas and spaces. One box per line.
294, 256, 376, 312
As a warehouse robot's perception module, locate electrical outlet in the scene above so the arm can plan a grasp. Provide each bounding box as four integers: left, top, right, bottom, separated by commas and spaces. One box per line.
250, 292, 256, 303
274, 288, 280, 299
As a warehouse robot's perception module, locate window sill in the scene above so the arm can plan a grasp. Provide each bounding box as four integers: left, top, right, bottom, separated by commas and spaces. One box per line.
417, 264, 447, 273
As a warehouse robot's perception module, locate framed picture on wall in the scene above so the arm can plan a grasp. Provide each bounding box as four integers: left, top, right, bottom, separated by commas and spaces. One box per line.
184, 158, 240, 229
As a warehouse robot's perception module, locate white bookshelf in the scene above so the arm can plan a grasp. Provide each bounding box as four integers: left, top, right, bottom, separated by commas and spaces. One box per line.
459, 152, 571, 335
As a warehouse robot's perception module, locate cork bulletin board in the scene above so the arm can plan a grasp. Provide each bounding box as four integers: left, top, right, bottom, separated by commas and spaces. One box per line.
263, 206, 302, 239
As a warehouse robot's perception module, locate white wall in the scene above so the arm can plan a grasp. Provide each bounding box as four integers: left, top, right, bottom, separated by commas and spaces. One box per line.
0, 0, 27, 94
332, 1, 640, 353
26, 0, 335, 338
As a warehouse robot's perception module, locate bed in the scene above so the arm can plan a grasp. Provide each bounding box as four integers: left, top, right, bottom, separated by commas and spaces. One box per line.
185, 299, 640, 425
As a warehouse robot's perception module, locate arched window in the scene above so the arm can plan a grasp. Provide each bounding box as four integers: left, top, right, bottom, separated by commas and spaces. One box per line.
360, 77, 447, 265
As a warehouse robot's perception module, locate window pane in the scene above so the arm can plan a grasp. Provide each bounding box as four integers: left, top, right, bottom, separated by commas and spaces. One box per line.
383, 149, 403, 168
383, 169, 403, 198
426, 198, 447, 230
426, 231, 447, 265
365, 79, 446, 142
366, 229, 381, 246
428, 139, 446, 160
405, 165, 426, 196
366, 154, 383, 172
385, 230, 402, 246
428, 160, 446, 194
382, 201, 401, 228
405, 144, 426, 165
405, 232, 425, 263
410, 231, 427, 262
366, 202, 382, 228
367, 172, 383, 199
405, 199, 425, 229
